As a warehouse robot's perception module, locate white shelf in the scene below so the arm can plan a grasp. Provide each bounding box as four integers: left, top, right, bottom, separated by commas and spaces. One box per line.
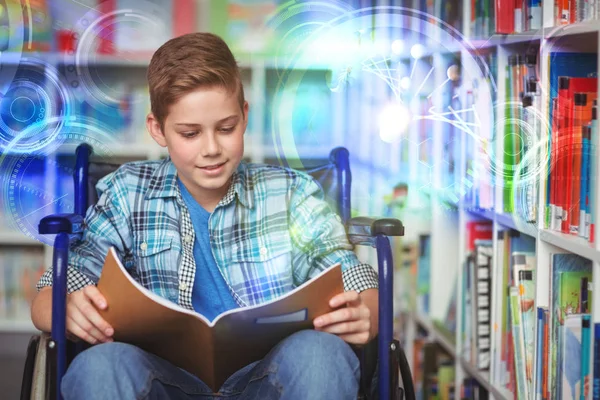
459, 358, 513, 400
414, 315, 513, 399
469, 30, 543, 50
60, 53, 151, 67
539, 229, 600, 262
0, 232, 43, 246
413, 313, 456, 358
461, 205, 537, 237
0, 319, 39, 334
413, 313, 511, 398
545, 20, 600, 38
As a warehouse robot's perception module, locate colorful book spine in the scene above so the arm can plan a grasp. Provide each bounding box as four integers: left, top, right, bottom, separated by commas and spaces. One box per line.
519, 269, 536, 392
543, 308, 550, 400
591, 101, 598, 243
528, 0, 542, 29
562, 314, 583, 400
510, 286, 529, 400
593, 323, 600, 400
582, 315, 591, 400
536, 307, 545, 400
580, 125, 591, 238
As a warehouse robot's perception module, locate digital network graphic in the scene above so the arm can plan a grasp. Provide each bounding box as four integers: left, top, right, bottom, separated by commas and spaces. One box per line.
0, 0, 548, 243
266, 1, 547, 225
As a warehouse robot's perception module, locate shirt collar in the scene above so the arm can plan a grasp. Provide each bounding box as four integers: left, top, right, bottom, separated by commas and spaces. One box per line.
145, 158, 254, 209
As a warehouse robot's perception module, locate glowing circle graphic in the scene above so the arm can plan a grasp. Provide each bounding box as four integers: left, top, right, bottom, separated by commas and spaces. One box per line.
0, 117, 116, 244
0, 59, 71, 154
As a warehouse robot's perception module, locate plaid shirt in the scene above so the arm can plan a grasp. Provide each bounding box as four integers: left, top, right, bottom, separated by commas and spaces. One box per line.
37, 158, 378, 309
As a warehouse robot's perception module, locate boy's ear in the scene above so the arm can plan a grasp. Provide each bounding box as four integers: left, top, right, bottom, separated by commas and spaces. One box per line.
147, 113, 167, 147
242, 101, 249, 132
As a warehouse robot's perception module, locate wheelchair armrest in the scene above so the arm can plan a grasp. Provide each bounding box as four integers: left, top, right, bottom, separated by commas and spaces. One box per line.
38, 213, 84, 235
347, 217, 404, 246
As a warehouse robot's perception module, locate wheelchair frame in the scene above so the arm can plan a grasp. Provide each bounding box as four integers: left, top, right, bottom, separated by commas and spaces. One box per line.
24, 144, 413, 400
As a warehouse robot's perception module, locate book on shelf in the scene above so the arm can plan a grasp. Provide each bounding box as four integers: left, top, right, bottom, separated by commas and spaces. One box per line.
97, 247, 344, 392
461, 52, 496, 211
560, 313, 593, 400
549, 253, 593, 399
593, 323, 600, 400
509, 285, 529, 399
495, 0, 542, 35
546, 52, 598, 239
413, 328, 492, 399
518, 269, 536, 392
501, 53, 540, 218
473, 230, 537, 396
0, 247, 45, 322
474, 239, 493, 371
417, 234, 432, 316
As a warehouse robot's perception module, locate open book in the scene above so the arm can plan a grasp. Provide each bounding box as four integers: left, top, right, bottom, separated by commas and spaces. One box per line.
96, 247, 344, 392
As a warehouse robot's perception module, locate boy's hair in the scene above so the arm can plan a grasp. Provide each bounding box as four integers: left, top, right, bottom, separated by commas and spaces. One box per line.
147, 32, 245, 129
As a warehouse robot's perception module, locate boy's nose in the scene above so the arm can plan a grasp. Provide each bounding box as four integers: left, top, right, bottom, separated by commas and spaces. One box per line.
201, 133, 221, 156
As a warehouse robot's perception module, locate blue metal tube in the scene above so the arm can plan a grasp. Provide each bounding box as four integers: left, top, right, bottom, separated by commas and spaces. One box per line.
52, 232, 69, 400
332, 147, 352, 224
376, 234, 394, 400
74, 144, 92, 217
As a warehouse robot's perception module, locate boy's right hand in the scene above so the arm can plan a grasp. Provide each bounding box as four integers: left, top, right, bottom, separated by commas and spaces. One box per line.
66, 285, 113, 345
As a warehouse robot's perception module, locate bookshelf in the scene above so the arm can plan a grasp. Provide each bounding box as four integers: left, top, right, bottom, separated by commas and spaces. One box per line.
2, 0, 600, 397
392, 0, 600, 398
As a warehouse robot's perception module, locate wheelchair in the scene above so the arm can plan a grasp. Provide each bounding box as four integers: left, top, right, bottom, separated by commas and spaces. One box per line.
20, 143, 415, 400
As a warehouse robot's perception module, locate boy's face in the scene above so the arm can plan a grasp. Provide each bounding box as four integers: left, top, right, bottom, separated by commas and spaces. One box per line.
147, 86, 248, 207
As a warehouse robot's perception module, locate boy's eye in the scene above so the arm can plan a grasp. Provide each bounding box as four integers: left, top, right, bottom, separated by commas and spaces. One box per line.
181, 131, 198, 138
219, 126, 235, 133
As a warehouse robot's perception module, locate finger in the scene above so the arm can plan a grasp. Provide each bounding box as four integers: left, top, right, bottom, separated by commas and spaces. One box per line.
329, 291, 360, 308
73, 297, 114, 338
314, 306, 365, 328
316, 320, 370, 335
337, 332, 371, 345
66, 316, 100, 345
68, 304, 111, 343
83, 285, 108, 310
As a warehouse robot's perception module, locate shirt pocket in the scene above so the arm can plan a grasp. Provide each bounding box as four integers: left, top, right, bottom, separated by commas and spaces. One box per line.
133, 235, 179, 302
228, 233, 294, 306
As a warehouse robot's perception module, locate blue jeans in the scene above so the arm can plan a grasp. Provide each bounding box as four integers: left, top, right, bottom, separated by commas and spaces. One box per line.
61, 330, 360, 399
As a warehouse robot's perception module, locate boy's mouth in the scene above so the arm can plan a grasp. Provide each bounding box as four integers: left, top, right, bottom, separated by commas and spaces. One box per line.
198, 161, 226, 172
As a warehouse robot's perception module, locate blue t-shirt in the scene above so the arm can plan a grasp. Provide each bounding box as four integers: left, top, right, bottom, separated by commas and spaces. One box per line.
178, 179, 238, 321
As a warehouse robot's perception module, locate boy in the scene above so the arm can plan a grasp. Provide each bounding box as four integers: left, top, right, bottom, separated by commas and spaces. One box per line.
31, 32, 379, 399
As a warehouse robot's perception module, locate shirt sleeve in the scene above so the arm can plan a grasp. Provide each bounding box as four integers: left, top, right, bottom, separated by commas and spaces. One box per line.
288, 174, 378, 293
36, 175, 133, 294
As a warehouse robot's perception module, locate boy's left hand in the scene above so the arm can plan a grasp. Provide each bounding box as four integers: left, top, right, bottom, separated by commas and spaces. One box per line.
313, 289, 378, 345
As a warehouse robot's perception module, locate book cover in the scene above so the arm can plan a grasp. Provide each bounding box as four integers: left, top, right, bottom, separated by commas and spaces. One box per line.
510, 286, 529, 400
535, 307, 545, 400
593, 323, 600, 400
466, 221, 493, 252
97, 247, 344, 391
590, 102, 598, 243
550, 253, 593, 398
582, 315, 592, 400
561, 314, 584, 400
543, 307, 550, 400
491, 231, 507, 386
519, 269, 535, 391
580, 125, 591, 238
